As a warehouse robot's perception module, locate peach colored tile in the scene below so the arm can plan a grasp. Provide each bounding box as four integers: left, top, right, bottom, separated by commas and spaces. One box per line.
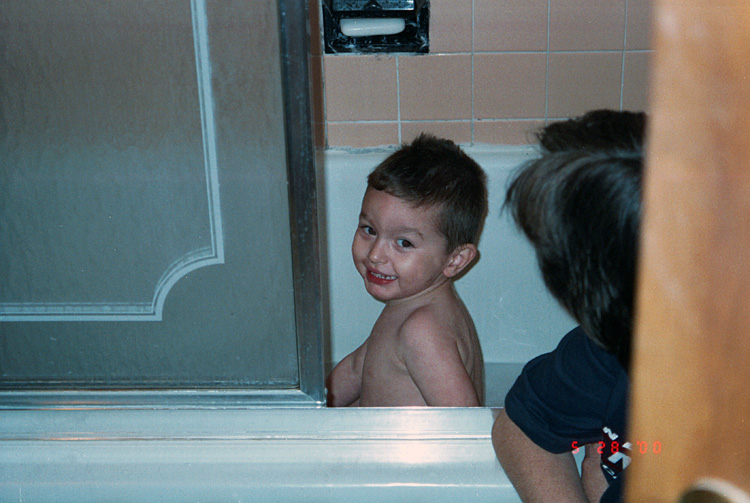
626, 0, 654, 50
429, 0, 473, 53
401, 121, 472, 144
550, 0, 627, 51
474, 53, 547, 119
475, 0, 548, 52
324, 55, 398, 121
326, 121, 399, 147
474, 119, 545, 145
622, 51, 653, 112
547, 52, 623, 118
399, 54, 472, 121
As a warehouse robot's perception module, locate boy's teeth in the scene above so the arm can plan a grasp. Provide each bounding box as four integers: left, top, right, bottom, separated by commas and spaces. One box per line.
372, 272, 396, 280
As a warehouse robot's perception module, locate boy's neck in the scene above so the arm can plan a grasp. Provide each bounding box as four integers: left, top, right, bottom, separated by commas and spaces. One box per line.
384, 277, 455, 308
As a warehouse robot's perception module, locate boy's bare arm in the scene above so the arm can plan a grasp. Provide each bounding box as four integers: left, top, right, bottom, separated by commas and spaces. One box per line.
398, 311, 479, 407
326, 343, 366, 407
492, 410, 591, 503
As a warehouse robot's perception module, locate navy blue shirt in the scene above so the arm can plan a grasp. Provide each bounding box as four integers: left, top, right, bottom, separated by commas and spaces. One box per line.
504, 327, 630, 503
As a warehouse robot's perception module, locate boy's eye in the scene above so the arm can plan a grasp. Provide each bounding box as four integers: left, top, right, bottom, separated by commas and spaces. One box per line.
360, 225, 375, 236
396, 239, 413, 248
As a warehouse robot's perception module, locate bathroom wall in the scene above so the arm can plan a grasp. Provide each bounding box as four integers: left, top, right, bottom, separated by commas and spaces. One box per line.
309, 0, 653, 148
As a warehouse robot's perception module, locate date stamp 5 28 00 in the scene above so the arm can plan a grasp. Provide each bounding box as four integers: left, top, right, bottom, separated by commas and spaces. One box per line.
571, 440, 662, 454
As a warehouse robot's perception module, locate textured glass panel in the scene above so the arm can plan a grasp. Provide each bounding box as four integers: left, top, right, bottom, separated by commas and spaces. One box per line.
0, 0, 300, 390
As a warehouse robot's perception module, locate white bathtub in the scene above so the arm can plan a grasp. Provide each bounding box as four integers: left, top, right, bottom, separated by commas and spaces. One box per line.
0, 146, 579, 502
0, 407, 523, 502
322, 145, 577, 407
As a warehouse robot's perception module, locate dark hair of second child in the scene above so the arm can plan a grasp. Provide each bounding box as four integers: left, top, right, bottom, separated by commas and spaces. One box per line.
504, 110, 646, 369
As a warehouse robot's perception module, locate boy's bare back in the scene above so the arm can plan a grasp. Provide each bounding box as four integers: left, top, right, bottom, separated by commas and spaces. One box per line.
357, 283, 483, 406
332, 282, 483, 407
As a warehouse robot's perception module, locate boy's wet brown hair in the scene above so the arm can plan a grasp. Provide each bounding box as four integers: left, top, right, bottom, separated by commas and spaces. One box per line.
367, 133, 488, 253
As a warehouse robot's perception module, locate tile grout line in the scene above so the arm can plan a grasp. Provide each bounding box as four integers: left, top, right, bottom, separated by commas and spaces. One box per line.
471, 0, 476, 144
620, 0, 629, 110
544, 0, 551, 123
396, 55, 402, 144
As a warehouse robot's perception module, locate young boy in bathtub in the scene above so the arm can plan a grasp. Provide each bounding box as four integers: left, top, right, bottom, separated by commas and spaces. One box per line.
492, 110, 646, 503
326, 133, 487, 407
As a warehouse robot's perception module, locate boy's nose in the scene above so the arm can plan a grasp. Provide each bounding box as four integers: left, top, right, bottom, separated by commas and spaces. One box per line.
367, 239, 387, 264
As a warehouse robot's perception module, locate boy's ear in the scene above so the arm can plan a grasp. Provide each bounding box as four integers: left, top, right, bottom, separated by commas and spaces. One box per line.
443, 244, 478, 278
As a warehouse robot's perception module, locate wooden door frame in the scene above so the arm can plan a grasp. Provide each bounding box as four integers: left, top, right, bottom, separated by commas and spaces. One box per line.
627, 1, 750, 501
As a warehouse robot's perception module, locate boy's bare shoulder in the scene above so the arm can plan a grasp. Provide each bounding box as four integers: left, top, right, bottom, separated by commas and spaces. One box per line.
396, 303, 462, 347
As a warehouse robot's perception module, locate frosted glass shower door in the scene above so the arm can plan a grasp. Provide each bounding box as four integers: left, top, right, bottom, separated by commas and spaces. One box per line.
0, 1, 321, 404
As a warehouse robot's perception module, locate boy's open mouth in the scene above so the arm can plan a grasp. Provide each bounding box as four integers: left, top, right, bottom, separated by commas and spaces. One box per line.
367, 270, 397, 285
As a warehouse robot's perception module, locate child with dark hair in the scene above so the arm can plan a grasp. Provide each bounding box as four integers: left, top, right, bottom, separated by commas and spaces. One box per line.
492, 110, 646, 503
327, 133, 488, 407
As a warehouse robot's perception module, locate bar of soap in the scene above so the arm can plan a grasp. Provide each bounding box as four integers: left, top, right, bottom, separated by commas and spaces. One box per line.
339, 18, 406, 37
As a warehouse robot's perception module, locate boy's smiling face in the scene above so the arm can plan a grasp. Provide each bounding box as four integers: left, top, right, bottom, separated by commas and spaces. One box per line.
352, 188, 456, 304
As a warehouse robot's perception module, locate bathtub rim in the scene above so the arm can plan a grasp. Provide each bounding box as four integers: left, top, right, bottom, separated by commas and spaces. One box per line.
0, 406, 519, 502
